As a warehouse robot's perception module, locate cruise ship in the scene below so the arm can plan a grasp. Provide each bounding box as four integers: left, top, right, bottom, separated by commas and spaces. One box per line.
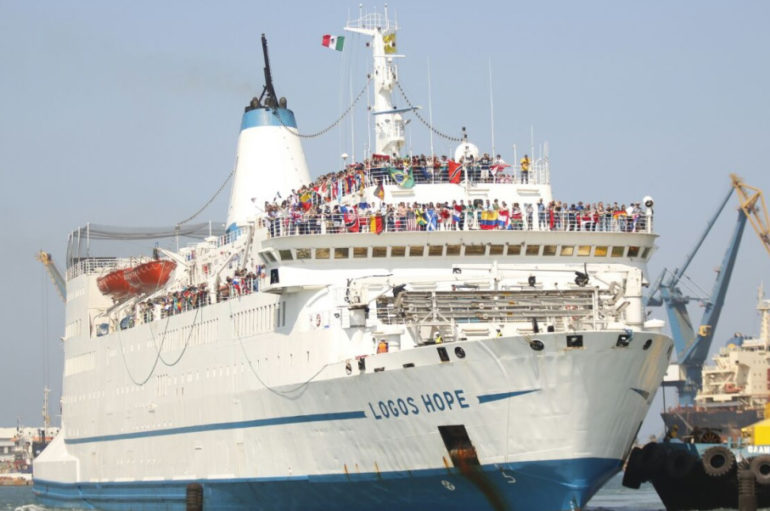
34, 10, 673, 511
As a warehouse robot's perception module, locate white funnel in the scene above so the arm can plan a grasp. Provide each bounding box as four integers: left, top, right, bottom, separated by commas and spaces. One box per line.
225, 105, 311, 229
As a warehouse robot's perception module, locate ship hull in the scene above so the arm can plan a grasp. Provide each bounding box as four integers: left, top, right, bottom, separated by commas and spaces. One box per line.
661, 407, 762, 441
34, 325, 671, 511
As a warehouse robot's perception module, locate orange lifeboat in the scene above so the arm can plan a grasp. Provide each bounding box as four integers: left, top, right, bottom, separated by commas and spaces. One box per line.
723, 382, 742, 394
96, 268, 137, 298
124, 260, 177, 293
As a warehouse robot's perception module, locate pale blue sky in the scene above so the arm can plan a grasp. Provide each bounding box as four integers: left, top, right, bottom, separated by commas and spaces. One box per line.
1, 1, 768, 440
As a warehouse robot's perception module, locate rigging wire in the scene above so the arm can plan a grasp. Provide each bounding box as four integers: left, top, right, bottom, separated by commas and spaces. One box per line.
176, 169, 235, 227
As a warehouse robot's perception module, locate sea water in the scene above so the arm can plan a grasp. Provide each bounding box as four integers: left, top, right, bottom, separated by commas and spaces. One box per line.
0, 475, 745, 510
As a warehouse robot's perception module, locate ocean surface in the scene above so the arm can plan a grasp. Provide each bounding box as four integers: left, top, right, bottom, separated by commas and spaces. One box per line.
0, 474, 751, 510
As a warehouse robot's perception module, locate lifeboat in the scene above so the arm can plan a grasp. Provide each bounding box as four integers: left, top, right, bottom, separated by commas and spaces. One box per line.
96, 268, 137, 298
723, 382, 742, 393
124, 260, 177, 293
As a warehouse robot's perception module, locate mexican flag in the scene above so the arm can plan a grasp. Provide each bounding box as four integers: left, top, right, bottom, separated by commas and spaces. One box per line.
321, 34, 345, 51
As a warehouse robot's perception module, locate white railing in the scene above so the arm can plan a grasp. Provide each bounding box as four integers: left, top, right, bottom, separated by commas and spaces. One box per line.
264, 209, 653, 238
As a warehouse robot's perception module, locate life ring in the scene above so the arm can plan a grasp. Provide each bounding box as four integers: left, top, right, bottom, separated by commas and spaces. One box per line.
701, 445, 735, 478
664, 449, 696, 479
750, 454, 770, 485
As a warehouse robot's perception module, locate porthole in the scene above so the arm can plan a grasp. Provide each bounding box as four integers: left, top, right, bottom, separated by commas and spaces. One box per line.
529, 339, 544, 351
454, 347, 466, 359
643, 339, 653, 350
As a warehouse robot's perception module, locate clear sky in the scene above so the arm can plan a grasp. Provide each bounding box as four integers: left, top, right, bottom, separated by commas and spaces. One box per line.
1, 0, 768, 441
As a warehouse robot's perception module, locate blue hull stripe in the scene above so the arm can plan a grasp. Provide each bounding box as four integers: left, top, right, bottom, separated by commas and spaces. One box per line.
240, 107, 297, 130
34, 458, 622, 511
65, 410, 366, 445
477, 389, 539, 403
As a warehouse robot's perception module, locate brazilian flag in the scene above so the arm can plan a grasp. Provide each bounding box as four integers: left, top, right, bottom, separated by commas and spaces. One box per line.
388, 166, 415, 189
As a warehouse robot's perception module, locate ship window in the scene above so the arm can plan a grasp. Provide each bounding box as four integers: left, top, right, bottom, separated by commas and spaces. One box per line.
278, 249, 293, 261
429, 245, 444, 256
373, 246, 388, 258
561, 246, 574, 256
526, 244, 540, 256
594, 246, 608, 257
263, 252, 277, 263
641, 247, 651, 259
508, 245, 521, 256
391, 246, 406, 257
446, 245, 461, 256
465, 245, 486, 256
409, 246, 424, 257
296, 248, 311, 260
489, 244, 504, 255
628, 246, 640, 258
611, 246, 625, 258
315, 248, 330, 259
334, 248, 349, 259
577, 245, 591, 256
543, 245, 557, 256
353, 247, 368, 258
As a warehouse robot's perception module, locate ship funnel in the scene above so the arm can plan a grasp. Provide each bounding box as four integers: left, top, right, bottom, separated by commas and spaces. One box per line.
226, 35, 311, 229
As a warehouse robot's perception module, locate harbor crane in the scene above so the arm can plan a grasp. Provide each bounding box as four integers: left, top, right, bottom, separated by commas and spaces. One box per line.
646, 174, 770, 407
36, 250, 66, 302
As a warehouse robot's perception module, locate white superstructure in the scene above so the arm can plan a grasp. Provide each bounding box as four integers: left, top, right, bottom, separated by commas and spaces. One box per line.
34, 10, 672, 511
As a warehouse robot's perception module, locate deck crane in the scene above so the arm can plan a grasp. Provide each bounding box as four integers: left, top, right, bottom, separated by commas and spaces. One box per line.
36, 250, 66, 302
646, 174, 769, 407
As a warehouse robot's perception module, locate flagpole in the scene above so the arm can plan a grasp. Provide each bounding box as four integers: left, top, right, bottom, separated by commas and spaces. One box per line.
350, 71, 355, 164
489, 57, 495, 158
427, 57, 434, 162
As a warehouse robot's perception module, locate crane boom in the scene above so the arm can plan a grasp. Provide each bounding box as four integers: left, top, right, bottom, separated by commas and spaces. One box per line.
36, 251, 66, 302
731, 173, 770, 257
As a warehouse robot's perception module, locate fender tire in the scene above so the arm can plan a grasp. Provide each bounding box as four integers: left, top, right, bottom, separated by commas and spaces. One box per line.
702, 446, 736, 478
622, 447, 645, 489
750, 454, 770, 485
665, 449, 696, 479
639, 442, 666, 480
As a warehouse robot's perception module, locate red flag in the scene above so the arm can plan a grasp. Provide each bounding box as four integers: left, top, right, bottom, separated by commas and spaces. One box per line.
375, 214, 384, 234
448, 160, 462, 184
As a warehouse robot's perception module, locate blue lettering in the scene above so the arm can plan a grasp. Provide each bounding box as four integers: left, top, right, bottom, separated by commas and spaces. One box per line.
397, 398, 409, 415
387, 399, 400, 417
455, 389, 469, 408
407, 396, 419, 414
443, 391, 455, 409
421, 393, 435, 413
368, 402, 382, 420
432, 393, 446, 411
378, 401, 390, 418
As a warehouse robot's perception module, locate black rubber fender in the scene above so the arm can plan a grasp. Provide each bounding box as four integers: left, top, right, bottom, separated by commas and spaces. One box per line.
639, 442, 666, 480
702, 445, 736, 478
665, 449, 696, 479
622, 447, 645, 489
750, 454, 770, 485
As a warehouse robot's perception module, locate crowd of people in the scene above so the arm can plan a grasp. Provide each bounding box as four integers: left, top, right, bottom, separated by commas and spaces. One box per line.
263, 198, 651, 237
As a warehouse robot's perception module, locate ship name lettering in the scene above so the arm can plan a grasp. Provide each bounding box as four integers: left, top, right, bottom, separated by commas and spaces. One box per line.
368, 390, 469, 420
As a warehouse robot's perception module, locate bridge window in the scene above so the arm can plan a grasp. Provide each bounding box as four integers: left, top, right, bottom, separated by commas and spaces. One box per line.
641, 247, 651, 259
429, 245, 444, 256
628, 246, 640, 258
594, 246, 608, 257
279, 249, 293, 261
391, 246, 406, 257
315, 248, 330, 259
611, 246, 625, 258
409, 246, 424, 257
526, 244, 540, 256
465, 245, 486, 256
373, 246, 387, 258
353, 247, 368, 258
561, 246, 574, 256
489, 244, 504, 255
577, 245, 591, 256
543, 245, 557, 256
296, 249, 311, 260
508, 245, 521, 256
334, 248, 349, 259
446, 245, 461, 256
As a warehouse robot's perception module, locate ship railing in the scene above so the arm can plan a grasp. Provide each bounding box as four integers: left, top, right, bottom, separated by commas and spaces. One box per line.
66, 257, 120, 280
263, 209, 653, 238
360, 162, 549, 187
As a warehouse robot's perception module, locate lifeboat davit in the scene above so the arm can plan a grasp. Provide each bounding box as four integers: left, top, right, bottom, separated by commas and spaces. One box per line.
97, 268, 137, 298
124, 260, 177, 293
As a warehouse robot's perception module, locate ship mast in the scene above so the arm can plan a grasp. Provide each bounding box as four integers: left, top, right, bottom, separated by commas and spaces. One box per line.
345, 5, 405, 158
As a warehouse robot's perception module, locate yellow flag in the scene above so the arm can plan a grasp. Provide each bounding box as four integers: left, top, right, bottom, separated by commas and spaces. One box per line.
383, 33, 396, 54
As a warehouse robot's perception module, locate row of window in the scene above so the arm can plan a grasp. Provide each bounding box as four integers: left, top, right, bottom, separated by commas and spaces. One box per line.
233, 302, 287, 338
271, 243, 651, 261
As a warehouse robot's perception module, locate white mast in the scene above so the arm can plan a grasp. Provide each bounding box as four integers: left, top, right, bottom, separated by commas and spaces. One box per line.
345, 5, 405, 158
